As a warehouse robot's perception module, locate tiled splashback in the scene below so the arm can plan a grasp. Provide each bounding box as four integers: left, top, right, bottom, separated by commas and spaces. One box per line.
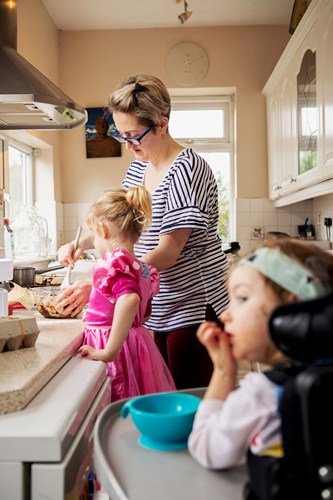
236, 197, 315, 255
312, 194, 333, 243
35, 201, 91, 257
44, 195, 333, 258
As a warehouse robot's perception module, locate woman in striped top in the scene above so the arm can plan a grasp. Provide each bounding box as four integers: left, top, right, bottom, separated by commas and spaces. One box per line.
57, 74, 229, 389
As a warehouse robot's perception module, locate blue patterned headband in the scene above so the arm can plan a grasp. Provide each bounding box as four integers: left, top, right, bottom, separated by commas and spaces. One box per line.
240, 247, 331, 300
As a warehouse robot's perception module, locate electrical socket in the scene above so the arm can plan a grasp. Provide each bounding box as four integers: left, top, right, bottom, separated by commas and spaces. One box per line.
324, 217, 332, 227
317, 211, 322, 225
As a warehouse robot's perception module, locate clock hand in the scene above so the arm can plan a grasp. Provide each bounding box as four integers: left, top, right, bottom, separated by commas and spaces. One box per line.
183, 53, 190, 67
183, 54, 204, 66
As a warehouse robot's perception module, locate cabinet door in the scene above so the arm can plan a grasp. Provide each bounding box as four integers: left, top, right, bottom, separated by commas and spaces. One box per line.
321, 3, 333, 176
267, 75, 298, 200
282, 21, 322, 194
267, 93, 282, 200
279, 75, 298, 196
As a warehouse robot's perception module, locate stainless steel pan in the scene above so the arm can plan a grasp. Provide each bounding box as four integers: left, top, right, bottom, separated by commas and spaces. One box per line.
13, 265, 64, 288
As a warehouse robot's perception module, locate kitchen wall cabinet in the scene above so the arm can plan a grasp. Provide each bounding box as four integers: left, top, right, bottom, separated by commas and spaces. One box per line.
263, 0, 333, 206
322, 5, 333, 177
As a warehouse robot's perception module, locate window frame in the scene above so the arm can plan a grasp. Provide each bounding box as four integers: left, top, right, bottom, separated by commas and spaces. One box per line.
169, 93, 236, 242
0, 134, 34, 218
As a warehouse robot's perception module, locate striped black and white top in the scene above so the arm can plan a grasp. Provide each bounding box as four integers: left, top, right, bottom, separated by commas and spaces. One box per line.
122, 148, 230, 332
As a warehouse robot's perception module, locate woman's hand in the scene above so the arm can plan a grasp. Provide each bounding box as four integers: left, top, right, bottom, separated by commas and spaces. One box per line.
55, 279, 92, 317
57, 241, 83, 267
78, 344, 110, 362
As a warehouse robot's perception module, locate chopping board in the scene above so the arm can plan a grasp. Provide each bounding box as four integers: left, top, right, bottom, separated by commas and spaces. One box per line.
0, 311, 84, 415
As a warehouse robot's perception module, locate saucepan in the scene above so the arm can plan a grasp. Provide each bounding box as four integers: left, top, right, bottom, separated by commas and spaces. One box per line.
13, 265, 64, 288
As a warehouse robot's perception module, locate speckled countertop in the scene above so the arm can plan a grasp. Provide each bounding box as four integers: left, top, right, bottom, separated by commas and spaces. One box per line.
0, 310, 84, 415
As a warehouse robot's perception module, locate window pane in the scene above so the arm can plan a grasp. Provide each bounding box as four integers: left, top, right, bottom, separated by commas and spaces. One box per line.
200, 152, 230, 244
297, 49, 317, 175
8, 145, 30, 218
169, 109, 224, 138
301, 106, 317, 137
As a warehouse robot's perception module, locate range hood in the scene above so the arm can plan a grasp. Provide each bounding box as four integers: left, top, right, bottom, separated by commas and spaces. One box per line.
0, 0, 87, 130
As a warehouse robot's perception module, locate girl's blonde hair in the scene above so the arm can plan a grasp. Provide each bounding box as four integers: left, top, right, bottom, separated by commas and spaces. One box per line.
108, 74, 171, 128
86, 186, 152, 244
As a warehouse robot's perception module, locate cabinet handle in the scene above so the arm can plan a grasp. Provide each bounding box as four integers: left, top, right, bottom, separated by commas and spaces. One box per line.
290, 177, 297, 183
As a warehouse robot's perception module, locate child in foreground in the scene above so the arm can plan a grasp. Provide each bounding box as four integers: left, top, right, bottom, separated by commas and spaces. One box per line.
188, 238, 333, 469
78, 186, 176, 401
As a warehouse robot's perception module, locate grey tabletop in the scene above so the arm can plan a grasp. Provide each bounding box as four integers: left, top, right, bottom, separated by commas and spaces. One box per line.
94, 389, 248, 500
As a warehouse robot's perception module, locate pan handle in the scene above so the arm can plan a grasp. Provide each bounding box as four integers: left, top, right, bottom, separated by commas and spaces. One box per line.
35, 264, 64, 275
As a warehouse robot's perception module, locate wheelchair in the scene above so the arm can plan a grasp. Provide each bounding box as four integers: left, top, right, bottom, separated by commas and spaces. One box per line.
246, 291, 333, 500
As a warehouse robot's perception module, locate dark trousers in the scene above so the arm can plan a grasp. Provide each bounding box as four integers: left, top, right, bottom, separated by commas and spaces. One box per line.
153, 305, 218, 390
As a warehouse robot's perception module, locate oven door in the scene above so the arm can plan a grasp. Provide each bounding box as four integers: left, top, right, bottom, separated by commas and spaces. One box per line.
31, 377, 111, 500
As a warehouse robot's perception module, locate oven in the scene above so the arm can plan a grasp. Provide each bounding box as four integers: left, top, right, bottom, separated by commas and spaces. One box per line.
0, 356, 111, 500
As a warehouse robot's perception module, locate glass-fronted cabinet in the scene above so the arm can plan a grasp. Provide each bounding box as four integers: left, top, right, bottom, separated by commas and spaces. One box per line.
263, 0, 333, 205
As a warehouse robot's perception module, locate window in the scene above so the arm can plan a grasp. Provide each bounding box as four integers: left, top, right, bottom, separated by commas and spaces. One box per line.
169, 95, 235, 245
1, 136, 34, 219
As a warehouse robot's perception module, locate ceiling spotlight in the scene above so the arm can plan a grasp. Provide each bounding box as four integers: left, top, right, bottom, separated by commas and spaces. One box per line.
178, 0, 192, 24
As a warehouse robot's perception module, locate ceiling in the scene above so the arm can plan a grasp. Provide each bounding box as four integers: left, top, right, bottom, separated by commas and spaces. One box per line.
41, 0, 296, 31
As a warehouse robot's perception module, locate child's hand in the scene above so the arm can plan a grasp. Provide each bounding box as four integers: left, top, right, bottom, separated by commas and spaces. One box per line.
78, 344, 109, 362
197, 320, 228, 351
197, 320, 236, 374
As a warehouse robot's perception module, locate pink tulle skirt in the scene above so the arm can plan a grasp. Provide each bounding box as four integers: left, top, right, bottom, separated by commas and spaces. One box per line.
82, 325, 176, 401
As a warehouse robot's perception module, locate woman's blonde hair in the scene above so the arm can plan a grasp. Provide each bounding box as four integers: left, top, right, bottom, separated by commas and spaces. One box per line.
108, 74, 171, 127
86, 186, 152, 244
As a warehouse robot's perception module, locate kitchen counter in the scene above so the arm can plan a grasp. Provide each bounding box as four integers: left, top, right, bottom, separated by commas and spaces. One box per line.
0, 355, 109, 499
0, 309, 84, 414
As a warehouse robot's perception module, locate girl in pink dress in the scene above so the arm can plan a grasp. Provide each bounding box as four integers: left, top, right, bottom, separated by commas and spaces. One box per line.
78, 186, 176, 401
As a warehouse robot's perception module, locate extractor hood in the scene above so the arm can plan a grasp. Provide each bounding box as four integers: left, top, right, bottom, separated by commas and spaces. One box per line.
0, 0, 87, 130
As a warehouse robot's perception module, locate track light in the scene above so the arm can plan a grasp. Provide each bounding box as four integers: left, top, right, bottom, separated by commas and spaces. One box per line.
178, 0, 192, 24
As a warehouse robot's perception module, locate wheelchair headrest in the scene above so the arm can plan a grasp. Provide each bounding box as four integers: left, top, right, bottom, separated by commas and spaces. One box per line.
269, 292, 333, 363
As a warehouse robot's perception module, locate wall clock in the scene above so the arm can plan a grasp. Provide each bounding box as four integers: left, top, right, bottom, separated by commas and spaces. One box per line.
166, 42, 209, 86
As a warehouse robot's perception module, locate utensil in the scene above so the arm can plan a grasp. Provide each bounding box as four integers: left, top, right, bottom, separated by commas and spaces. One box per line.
12, 265, 65, 288
60, 226, 82, 289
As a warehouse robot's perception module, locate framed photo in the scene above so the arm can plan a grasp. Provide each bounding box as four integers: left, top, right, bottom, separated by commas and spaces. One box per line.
289, 0, 311, 34
85, 107, 121, 159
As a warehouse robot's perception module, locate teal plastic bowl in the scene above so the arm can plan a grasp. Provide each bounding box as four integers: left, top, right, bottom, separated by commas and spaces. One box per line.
120, 392, 201, 451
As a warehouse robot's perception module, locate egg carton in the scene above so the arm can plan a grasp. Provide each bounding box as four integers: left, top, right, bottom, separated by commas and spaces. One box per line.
0, 316, 40, 353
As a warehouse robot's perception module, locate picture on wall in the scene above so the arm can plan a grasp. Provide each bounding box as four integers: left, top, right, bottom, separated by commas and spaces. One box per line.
85, 107, 121, 159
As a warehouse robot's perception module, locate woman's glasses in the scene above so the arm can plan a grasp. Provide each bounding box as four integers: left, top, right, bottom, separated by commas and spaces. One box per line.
112, 125, 153, 146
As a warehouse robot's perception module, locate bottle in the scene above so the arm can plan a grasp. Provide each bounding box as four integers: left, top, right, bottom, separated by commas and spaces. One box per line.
4, 218, 15, 259
0, 288, 8, 317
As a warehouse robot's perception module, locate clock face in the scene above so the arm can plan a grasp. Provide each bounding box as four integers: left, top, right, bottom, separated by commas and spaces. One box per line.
166, 42, 209, 86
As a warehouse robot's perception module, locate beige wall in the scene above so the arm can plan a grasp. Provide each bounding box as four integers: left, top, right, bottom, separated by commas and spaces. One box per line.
16, 1, 291, 204
59, 26, 290, 202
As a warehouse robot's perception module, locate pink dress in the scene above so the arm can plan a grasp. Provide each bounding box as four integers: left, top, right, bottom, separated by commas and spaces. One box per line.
82, 248, 176, 401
